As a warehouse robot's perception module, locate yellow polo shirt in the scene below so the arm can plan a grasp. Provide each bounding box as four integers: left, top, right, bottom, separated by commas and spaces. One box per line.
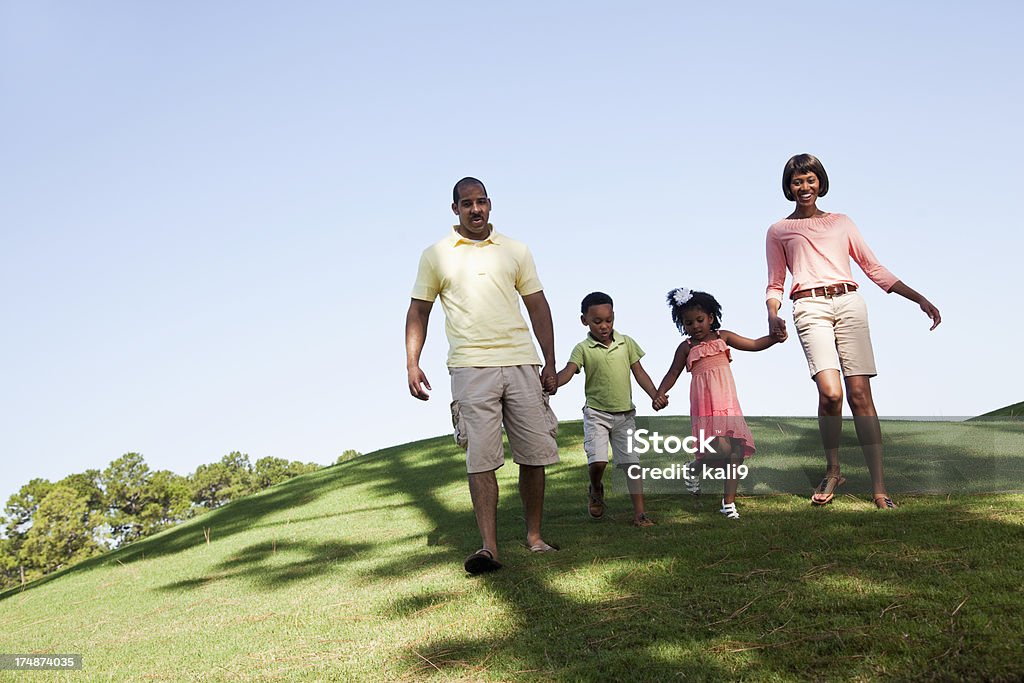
411, 226, 543, 368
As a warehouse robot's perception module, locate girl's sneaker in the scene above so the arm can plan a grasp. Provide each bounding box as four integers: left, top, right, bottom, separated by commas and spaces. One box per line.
719, 499, 739, 520
684, 461, 701, 495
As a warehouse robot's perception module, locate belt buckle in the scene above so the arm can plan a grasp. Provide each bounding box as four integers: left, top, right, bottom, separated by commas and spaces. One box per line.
822, 285, 835, 298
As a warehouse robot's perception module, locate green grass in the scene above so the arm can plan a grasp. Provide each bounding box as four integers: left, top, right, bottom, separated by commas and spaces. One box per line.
972, 401, 1024, 419
2, 418, 1023, 682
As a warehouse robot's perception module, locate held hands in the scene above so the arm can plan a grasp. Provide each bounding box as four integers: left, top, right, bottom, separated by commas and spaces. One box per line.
652, 392, 669, 411
541, 364, 558, 395
408, 366, 431, 400
768, 315, 788, 343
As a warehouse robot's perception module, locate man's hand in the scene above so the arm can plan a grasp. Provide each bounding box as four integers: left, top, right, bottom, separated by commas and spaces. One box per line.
920, 299, 941, 331
541, 363, 557, 395
522, 292, 557, 394
405, 299, 433, 400
652, 392, 669, 411
408, 366, 431, 400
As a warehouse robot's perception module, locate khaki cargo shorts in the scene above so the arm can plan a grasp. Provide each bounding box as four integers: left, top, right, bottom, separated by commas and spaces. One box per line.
793, 292, 877, 379
449, 366, 559, 473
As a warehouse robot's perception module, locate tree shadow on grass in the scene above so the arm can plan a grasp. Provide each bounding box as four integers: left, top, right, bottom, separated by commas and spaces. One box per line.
115, 472, 336, 564
355, 418, 1024, 681
156, 538, 375, 592
5, 417, 1023, 680
0, 459, 375, 600
353, 423, 745, 680
388, 500, 1024, 681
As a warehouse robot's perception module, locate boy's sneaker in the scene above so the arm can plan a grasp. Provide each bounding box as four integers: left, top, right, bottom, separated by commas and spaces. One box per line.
632, 513, 655, 528
588, 485, 605, 518
684, 461, 701, 495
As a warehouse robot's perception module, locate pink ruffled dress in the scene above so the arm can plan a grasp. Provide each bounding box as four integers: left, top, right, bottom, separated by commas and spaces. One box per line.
686, 338, 755, 458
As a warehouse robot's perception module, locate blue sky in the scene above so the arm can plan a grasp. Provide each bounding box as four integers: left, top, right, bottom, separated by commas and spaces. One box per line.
2, 2, 1021, 507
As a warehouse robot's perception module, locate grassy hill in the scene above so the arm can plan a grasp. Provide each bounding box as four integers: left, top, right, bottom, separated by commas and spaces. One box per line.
2, 417, 1024, 681
971, 401, 1024, 419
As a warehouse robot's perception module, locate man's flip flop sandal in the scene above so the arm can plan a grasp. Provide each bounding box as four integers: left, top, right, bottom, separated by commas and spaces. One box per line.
464, 549, 502, 574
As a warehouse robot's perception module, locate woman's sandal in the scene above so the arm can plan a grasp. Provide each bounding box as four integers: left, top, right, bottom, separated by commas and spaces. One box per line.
810, 475, 846, 506
873, 494, 897, 510
719, 499, 740, 520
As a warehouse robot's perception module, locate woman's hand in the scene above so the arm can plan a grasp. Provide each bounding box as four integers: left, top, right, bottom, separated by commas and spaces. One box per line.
768, 315, 789, 343
889, 281, 941, 331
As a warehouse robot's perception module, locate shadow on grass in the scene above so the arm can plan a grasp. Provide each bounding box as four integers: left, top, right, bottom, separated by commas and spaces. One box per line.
392, 500, 1024, 680
356, 417, 1024, 681
4, 417, 1022, 680
156, 538, 375, 592
0, 463, 362, 600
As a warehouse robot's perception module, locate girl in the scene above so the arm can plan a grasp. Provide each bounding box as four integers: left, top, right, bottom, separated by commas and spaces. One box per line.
765, 154, 941, 509
655, 287, 778, 519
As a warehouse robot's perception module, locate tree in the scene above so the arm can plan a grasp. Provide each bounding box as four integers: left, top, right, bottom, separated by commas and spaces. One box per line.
2, 478, 56, 584
252, 457, 320, 490
252, 456, 292, 490
102, 453, 152, 544
20, 485, 102, 574
336, 450, 361, 464
135, 470, 192, 535
57, 469, 104, 513
286, 460, 320, 478
190, 452, 252, 508
53, 469, 111, 550
0, 536, 19, 590
3, 478, 54, 539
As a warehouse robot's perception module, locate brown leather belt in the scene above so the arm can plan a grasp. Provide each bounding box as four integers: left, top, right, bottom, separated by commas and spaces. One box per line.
791, 283, 858, 300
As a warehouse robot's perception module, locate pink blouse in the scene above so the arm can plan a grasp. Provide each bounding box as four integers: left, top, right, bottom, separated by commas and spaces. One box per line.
765, 213, 899, 303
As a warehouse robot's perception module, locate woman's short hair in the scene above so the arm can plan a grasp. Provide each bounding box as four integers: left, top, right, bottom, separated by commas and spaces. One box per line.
782, 154, 829, 201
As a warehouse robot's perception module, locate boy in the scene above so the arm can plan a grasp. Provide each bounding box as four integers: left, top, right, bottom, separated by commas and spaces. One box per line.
556, 292, 665, 527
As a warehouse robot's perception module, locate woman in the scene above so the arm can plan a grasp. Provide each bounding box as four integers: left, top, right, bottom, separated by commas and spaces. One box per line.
765, 154, 941, 508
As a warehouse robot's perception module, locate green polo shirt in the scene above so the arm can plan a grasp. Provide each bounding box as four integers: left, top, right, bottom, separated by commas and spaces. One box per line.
568, 331, 644, 413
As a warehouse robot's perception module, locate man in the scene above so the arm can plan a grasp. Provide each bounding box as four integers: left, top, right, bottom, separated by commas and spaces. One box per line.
405, 177, 560, 574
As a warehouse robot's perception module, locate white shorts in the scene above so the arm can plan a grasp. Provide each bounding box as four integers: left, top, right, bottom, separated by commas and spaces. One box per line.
582, 406, 640, 467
